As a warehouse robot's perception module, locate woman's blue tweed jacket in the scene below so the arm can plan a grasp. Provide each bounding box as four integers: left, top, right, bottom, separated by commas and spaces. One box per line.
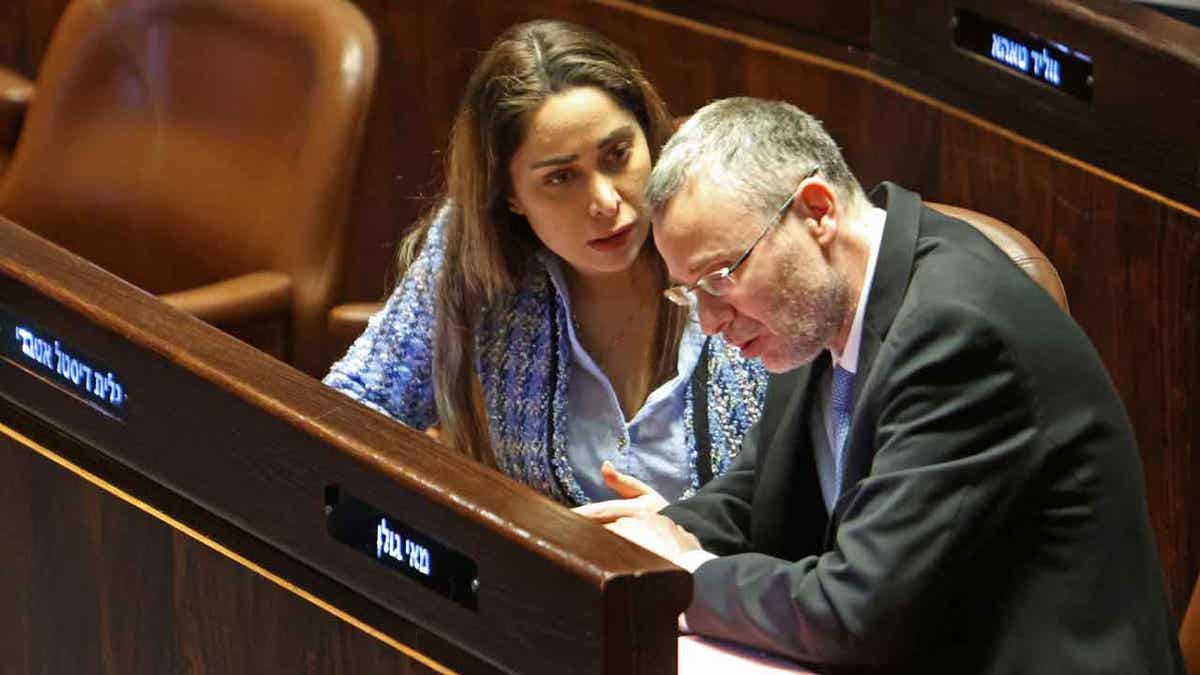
324, 207, 768, 505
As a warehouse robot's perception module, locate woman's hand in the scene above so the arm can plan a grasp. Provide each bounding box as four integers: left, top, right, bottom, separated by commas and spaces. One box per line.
572, 460, 668, 523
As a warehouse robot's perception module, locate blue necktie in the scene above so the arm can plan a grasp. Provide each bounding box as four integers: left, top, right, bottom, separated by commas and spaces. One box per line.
831, 365, 854, 501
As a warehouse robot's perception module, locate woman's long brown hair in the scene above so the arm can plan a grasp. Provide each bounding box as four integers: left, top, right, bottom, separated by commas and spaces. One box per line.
395, 20, 682, 467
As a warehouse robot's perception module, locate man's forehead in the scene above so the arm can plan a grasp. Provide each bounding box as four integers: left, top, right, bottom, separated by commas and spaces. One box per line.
655, 176, 747, 278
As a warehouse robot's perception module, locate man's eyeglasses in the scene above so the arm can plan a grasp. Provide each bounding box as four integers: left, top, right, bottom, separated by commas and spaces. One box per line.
663, 167, 819, 307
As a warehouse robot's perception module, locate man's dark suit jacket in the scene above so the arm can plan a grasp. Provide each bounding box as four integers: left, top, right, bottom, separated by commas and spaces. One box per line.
663, 183, 1183, 673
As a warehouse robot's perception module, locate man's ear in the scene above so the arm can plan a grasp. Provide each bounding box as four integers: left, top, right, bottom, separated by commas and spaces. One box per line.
796, 180, 838, 247
507, 194, 525, 215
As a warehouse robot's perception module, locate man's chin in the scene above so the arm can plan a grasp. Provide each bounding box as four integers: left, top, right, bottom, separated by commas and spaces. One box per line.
757, 353, 800, 374
758, 344, 821, 374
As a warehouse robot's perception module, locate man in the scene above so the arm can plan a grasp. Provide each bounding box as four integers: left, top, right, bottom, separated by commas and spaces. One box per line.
593, 98, 1183, 672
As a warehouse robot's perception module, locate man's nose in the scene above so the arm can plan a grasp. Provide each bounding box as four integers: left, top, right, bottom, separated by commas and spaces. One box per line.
589, 175, 621, 218
696, 293, 733, 336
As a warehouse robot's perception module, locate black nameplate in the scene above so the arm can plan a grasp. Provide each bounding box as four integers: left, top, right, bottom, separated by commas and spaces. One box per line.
954, 8, 1094, 102
325, 487, 479, 610
0, 307, 128, 420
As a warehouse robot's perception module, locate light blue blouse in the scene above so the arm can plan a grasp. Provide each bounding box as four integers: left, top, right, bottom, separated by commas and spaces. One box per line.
540, 251, 707, 503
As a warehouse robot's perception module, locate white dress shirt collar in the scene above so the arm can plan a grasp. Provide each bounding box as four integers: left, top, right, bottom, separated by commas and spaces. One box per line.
828, 206, 887, 374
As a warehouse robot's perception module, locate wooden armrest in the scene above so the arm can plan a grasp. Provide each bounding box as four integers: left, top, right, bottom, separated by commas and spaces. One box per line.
327, 301, 382, 344
161, 271, 292, 324
0, 67, 33, 151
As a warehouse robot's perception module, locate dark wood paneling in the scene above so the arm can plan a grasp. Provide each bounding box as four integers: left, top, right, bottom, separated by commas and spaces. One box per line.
872, 0, 1200, 210
0, 421, 434, 675
335, 1, 479, 303
631, 0, 871, 56
677, 0, 869, 47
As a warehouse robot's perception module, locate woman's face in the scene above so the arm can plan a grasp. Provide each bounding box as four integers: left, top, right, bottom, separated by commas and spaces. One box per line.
507, 86, 652, 278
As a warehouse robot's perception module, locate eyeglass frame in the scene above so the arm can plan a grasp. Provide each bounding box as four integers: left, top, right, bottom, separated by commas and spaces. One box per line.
663, 166, 820, 307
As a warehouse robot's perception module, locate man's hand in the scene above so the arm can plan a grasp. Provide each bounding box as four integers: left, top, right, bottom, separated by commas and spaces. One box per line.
604, 512, 702, 567
572, 461, 668, 523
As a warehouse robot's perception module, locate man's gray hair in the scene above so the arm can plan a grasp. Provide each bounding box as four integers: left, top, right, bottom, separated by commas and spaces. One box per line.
646, 97, 865, 220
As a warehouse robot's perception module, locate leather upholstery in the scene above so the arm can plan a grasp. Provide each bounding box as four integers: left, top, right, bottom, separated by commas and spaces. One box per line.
928, 202, 1070, 314
0, 0, 378, 374
328, 301, 380, 351
1184, 575, 1200, 675
0, 67, 33, 174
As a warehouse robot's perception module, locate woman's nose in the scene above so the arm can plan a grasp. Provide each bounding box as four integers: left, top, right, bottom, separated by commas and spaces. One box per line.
588, 176, 621, 218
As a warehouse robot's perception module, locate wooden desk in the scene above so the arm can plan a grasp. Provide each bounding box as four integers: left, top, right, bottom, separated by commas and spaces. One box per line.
0, 214, 690, 674
679, 635, 813, 673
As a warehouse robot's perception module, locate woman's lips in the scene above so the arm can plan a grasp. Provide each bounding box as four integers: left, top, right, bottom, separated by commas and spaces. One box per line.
587, 225, 634, 252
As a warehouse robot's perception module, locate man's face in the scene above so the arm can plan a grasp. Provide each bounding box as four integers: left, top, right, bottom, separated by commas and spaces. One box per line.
654, 176, 849, 373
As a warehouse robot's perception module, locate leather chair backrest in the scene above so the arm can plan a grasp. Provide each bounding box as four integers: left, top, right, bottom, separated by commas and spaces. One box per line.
1183, 574, 1200, 675
0, 0, 377, 372
928, 202, 1070, 314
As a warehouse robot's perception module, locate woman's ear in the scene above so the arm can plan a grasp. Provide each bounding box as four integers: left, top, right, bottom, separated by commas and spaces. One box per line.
507, 194, 525, 215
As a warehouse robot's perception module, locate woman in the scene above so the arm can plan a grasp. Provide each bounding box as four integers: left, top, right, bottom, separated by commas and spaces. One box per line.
324, 19, 767, 506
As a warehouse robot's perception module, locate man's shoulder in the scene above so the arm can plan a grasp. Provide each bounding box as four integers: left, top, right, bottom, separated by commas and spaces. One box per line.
886, 226, 1114, 410
907, 208, 1059, 321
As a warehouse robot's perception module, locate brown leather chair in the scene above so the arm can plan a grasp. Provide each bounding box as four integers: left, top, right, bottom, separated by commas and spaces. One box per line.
328, 301, 381, 357
928, 202, 1070, 314
0, 67, 34, 176
326, 201, 1070, 360
0, 0, 377, 375
1184, 574, 1200, 675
